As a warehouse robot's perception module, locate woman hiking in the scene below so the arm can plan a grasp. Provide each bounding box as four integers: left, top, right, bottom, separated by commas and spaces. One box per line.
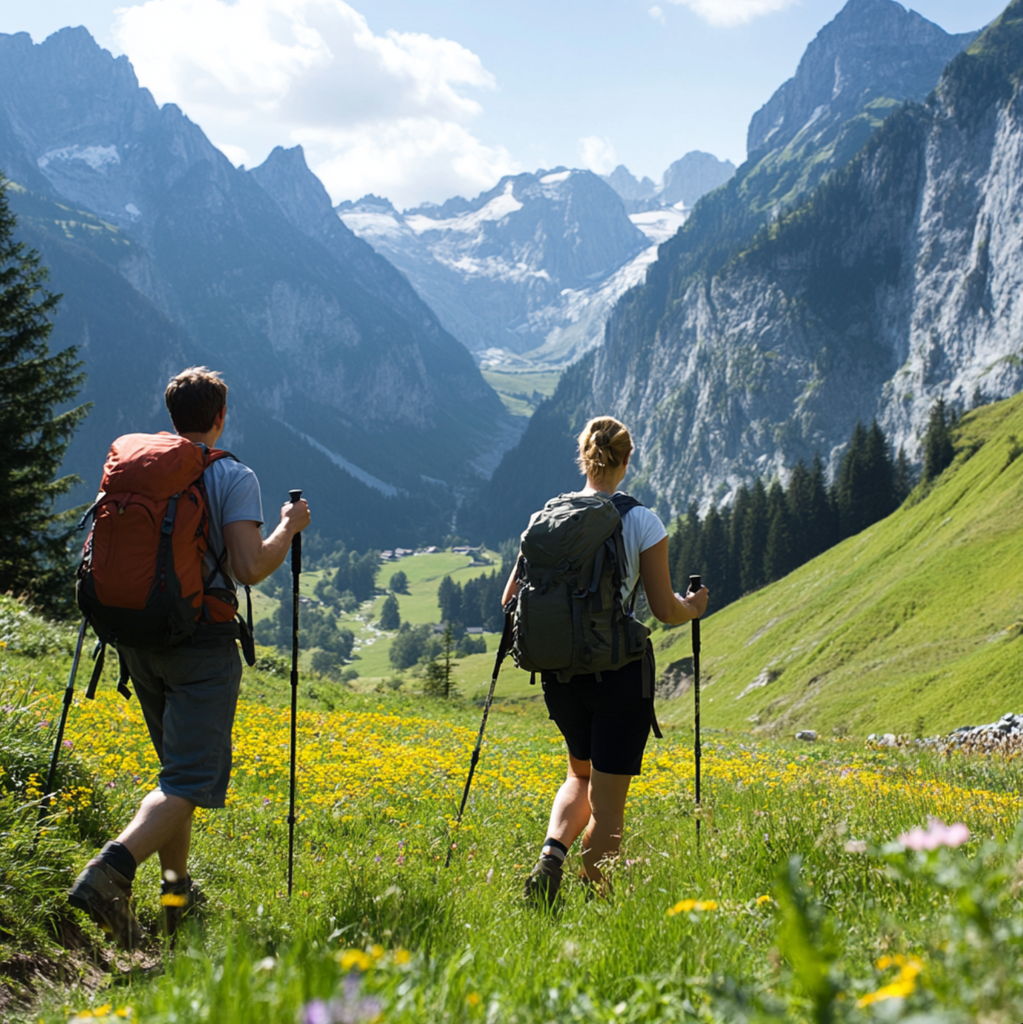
502, 416, 709, 905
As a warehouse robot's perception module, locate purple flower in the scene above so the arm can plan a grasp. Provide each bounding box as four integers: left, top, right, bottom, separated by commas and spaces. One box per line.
304, 999, 331, 1024
396, 855, 405, 866
899, 817, 970, 851
62, 740, 74, 750
262, 797, 271, 807
105, 781, 116, 789
373, 855, 382, 864
397, 839, 405, 851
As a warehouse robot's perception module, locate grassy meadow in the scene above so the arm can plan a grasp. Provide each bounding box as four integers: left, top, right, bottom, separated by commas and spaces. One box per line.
652, 393, 1023, 738
3, 395, 1023, 1021
478, 369, 562, 418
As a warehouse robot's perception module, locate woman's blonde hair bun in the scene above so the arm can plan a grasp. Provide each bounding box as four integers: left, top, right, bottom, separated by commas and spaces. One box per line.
576, 416, 633, 482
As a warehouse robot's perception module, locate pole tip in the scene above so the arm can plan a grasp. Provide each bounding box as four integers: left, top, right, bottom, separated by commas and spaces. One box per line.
289, 489, 303, 502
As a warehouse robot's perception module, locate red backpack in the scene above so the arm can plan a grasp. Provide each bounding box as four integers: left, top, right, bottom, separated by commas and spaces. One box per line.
77, 433, 243, 682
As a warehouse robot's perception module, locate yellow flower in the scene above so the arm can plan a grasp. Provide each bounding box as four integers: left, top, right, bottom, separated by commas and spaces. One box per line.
755, 894, 773, 906
857, 957, 924, 1007
667, 899, 717, 916
467, 992, 481, 1006
394, 949, 411, 965
338, 949, 372, 972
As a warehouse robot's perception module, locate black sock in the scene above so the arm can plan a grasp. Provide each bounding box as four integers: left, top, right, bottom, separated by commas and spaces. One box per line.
99, 841, 137, 882
541, 837, 569, 862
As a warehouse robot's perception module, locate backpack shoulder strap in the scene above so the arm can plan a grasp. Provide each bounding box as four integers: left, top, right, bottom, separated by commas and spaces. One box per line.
610, 492, 643, 518
205, 448, 238, 466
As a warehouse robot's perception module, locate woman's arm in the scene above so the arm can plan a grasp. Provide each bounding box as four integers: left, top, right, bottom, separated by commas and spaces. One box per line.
638, 536, 709, 625
501, 559, 521, 608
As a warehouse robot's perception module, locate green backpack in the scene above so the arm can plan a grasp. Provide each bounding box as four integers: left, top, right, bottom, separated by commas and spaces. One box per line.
510, 491, 650, 683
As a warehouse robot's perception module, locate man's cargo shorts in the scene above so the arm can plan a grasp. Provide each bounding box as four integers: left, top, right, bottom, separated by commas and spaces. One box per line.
121, 640, 242, 808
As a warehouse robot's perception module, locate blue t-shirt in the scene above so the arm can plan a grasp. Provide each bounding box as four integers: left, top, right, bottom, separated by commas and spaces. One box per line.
202, 453, 264, 589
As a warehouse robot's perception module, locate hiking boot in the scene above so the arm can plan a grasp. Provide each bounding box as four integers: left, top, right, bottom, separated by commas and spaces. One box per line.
68, 858, 144, 949
161, 876, 207, 940
523, 855, 563, 907
580, 872, 614, 903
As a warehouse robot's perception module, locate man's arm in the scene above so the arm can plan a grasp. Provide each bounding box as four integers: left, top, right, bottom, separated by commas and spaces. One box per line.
223, 499, 311, 586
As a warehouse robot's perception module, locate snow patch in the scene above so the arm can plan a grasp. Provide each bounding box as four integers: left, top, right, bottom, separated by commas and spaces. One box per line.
405, 181, 522, 235
38, 145, 121, 171
629, 206, 689, 244
540, 170, 572, 184
337, 209, 409, 240
124, 203, 141, 219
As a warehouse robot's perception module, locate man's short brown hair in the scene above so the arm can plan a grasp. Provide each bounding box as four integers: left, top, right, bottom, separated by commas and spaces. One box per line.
165, 366, 228, 434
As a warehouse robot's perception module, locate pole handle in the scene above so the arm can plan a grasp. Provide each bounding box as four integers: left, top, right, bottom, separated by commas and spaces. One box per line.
288, 489, 303, 574
688, 574, 702, 595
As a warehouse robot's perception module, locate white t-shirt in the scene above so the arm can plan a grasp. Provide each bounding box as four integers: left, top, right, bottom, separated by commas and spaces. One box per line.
580, 489, 668, 608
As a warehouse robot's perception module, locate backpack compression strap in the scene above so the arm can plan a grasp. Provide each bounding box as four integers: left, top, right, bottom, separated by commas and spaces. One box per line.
608, 493, 663, 736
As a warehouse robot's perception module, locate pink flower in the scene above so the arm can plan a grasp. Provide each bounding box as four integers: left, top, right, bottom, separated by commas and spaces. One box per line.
898, 817, 970, 851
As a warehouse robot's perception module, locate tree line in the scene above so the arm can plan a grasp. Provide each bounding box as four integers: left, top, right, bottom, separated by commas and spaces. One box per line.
669, 408, 958, 611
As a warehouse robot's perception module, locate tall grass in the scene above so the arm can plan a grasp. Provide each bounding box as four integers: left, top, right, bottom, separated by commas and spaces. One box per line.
4, 648, 1023, 1022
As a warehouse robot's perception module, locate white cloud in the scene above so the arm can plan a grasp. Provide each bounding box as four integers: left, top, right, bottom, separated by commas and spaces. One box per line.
114, 0, 517, 207
578, 136, 617, 176
664, 0, 798, 27
649, 6, 666, 24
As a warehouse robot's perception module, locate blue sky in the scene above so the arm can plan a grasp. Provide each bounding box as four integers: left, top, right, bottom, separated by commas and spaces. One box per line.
0, 0, 1008, 207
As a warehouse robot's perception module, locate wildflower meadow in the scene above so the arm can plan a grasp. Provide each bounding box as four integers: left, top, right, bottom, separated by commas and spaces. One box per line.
6, 659, 1023, 1023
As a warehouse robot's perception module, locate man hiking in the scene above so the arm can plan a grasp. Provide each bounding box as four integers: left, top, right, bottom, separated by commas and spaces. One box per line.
68, 366, 311, 946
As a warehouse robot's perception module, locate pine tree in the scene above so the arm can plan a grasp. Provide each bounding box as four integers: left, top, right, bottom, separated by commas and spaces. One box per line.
922, 398, 955, 483
437, 575, 462, 624
895, 446, 914, 503
0, 179, 89, 615
807, 453, 837, 557
698, 504, 729, 600
763, 480, 794, 583
867, 421, 897, 520
740, 479, 769, 594
785, 460, 812, 566
670, 502, 701, 583
378, 593, 400, 630
423, 624, 459, 698
729, 484, 751, 599
834, 421, 869, 538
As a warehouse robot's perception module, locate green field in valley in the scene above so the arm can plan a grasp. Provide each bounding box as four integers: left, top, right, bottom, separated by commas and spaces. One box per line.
479, 368, 562, 418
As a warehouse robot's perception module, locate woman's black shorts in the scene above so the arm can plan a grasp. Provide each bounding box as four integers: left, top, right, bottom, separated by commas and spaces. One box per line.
542, 656, 654, 776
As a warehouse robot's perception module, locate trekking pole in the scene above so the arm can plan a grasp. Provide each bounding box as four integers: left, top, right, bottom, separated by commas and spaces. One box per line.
287, 489, 302, 897
39, 617, 88, 824
444, 611, 514, 868
689, 575, 702, 851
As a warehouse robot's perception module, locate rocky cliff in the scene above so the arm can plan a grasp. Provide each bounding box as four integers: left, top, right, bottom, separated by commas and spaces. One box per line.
0, 28, 514, 546
463, 0, 998, 541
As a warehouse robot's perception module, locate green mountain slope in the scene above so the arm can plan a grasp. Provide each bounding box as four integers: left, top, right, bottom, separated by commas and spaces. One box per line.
654, 393, 1023, 738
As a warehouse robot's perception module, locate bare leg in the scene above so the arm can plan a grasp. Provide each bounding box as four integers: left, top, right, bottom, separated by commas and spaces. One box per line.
545, 753, 594, 850
581, 767, 632, 884
116, 789, 196, 880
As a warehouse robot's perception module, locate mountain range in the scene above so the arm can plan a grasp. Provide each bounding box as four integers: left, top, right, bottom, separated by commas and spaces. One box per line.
338, 169, 689, 370
4, 0, 1018, 556
0, 27, 517, 547
464, 0, 1008, 542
